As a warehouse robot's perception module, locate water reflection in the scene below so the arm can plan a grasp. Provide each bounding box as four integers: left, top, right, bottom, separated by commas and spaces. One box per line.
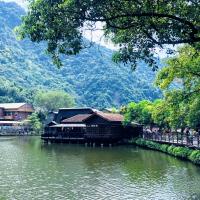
0, 137, 199, 200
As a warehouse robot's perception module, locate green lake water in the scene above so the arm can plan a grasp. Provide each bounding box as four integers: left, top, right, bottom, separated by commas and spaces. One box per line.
0, 137, 199, 200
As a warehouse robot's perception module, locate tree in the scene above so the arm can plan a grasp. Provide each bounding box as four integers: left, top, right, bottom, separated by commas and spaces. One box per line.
155, 45, 200, 96
151, 99, 170, 129
27, 113, 42, 134
186, 98, 200, 128
123, 100, 153, 126
155, 45, 200, 129
34, 90, 75, 113
0, 78, 34, 103
17, 0, 200, 69
164, 92, 188, 130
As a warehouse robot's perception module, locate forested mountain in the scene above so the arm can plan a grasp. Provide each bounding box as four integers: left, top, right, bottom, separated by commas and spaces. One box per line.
0, 2, 162, 108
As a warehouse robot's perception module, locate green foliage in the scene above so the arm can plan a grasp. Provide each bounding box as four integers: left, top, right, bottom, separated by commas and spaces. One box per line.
124, 45, 200, 130
156, 45, 200, 129
134, 138, 165, 151
18, 0, 200, 69
156, 46, 200, 91
189, 150, 200, 165
123, 99, 170, 128
133, 138, 200, 165
151, 99, 170, 128
27, 113, 42, 134
132, 138, 146, 146
0, 78, 33, 103
34, 90, 75, 113
159, 144, 169, 153
0, 2, 161, 108
186, 98, 200, 128
110, 107, 119, 113
123, 100, 154, 125
167, 145, 176, 155
171, 147, 192, 158
145, 141, 161, 151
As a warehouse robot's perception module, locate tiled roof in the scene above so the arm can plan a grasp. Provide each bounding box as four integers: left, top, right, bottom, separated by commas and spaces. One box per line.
0, 103, 26, 109
59, 107, 94, 110
61, 114, 92, 123
60, 111, 124, 124
95, 112, 124, 122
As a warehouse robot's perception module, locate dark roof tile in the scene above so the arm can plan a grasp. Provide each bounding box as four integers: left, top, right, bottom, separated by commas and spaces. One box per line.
95, 112, 124, 122
61, 114, 92, 123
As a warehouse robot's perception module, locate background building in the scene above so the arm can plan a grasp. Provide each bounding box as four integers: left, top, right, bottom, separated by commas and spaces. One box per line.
0, 103, 34, 127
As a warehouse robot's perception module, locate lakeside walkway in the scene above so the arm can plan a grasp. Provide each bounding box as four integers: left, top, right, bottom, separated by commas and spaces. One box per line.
143, 131, 200, 149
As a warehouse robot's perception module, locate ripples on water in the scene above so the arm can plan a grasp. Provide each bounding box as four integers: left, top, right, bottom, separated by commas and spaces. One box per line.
0, 137, 199, 200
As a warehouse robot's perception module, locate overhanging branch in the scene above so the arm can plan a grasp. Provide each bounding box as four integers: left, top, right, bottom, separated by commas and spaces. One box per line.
84, 12, 198, 33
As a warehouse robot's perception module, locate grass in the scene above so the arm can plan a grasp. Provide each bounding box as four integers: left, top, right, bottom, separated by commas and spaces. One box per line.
131, 138, 200, 165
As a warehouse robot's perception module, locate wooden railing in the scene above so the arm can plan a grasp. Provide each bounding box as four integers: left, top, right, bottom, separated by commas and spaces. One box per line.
41, 132, 84, 139
143, 131, 200, 148
42, 132, 121, 140
0, 127, 33, 136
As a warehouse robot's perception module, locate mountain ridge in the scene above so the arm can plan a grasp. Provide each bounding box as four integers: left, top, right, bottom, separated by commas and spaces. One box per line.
0, 1, 162, 108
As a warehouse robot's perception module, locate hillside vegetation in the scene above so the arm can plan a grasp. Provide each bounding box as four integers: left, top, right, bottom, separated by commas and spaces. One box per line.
0, 2, 161, 108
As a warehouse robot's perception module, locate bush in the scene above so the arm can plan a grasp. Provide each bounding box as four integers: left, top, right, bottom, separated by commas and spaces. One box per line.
135, 138, 147, 146
27, 113, 42, 134
189, 150, 200, 164
146, 141, 161, 150
160, 144, 169, 153
171, 147, 192, 158
131, 138, 200, 165
167, 145, 176, 155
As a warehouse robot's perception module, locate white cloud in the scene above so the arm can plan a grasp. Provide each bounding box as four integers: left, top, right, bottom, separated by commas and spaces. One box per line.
82, 21, 118, 50
2, 0, 27, 8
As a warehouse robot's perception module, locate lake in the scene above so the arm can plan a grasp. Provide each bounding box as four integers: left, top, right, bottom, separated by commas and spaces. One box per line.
0, 137, 199, 200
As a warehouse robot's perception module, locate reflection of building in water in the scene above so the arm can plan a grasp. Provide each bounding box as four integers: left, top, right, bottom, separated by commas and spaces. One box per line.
0, 103, 34, 133
43, 108, 142, 144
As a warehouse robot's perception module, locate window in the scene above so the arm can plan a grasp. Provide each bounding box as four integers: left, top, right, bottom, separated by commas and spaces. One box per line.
5, 111, 13, 116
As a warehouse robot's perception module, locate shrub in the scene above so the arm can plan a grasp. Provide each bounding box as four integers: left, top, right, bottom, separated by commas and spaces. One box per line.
135, 139, 161, 151
130, 138, 138, 143
167, 145, 176, 155
146, 141, 161, 150
135, 138, 147, 146
189, 150, 200, 164
131, 138, 200, 165
171, 147, 192, 159
160, 144, 169, 153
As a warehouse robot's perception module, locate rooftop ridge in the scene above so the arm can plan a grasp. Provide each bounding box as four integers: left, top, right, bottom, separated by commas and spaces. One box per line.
59, 107, 95, 110
0, 103, 27, 109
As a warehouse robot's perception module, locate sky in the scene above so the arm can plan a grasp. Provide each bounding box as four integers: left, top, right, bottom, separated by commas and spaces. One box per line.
3, 0, 27, 8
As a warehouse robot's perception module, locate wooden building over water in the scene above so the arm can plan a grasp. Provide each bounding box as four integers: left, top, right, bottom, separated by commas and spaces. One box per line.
42, 108, 142, 144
